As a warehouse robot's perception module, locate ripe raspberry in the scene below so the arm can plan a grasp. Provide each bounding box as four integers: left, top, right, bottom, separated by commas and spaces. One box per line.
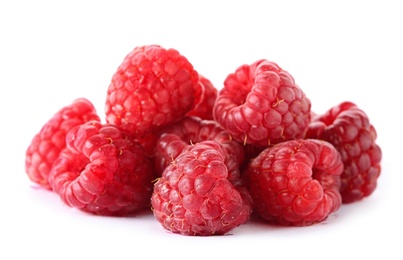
151, 141, 253, 236
48, 120, 156, 216
25, 98, 100, 189
243, 139, 343, 226
240, 143, 266, 173
153, 116, 245, 183
105, 44, 199, 138
154, 133, 187, 174
134, 74, 218, 158
213, 59, 311, 147
186, 74, 217, 120
305, 101, 382, 203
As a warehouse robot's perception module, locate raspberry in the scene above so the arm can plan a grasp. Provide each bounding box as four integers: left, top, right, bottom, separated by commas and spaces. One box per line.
151, 141, 253, 236
239, 143, 266, 173
305, 101, 382, 203
154, 133, 187, 174
48, 121, 156, 216
135, 74, 217, 158
133, 130, 162, 158
25, 98, 100, 189
213, 59, 311, 147
186, 74, 217, 120
105, 44, 199, 138
153, 116, 244, 183
243, 139, 343, 226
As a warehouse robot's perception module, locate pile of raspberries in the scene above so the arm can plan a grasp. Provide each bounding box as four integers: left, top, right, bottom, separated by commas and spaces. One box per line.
25, 44, 382, 236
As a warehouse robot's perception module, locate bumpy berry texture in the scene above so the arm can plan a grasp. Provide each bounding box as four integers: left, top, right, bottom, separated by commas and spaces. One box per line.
134, 74, 217, 158
25, 98, 100, 189
154, 133, 187, 173
243, 139, 343, 226
213, 59, 311, 147
151, 141, 253, 236
305, 101, 382, 203
154, 116, 244, 183
105, 44, 199, 138
48, 121, 156, 216
186, 74, 217, 120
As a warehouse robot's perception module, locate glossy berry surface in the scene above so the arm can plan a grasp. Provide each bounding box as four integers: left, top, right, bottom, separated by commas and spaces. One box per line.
49, 121, 156, 216
186, 74, 217, 120
25, 98, 100, 189
23, 43, 384, 235
243, 139, 343, 226
154, 116, 244, 182
213, 59, 311, 147
105, 44, 199, 138
151, 141, 252, 236
305, 101, 382, 203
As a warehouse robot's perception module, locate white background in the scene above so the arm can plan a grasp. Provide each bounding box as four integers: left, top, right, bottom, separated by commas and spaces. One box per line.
1, 1, 402, 259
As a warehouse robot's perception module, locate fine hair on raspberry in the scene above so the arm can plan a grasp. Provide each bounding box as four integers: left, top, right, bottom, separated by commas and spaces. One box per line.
213, 59, 311, 147
305, 101, 382, 203
243, 139, 344, 226
49, 120, 156, 216
25, 98, 100, 190
151, 141, 253, 236
105, 44, 200, 138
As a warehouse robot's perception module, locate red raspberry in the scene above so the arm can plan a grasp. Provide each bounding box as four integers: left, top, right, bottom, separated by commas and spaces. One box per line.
240, 143, 266, 173
213, 59, 311, 147
154, 133, 187, 174
151, 141, 253, 236
25, 98, 100, 189
135, 74, 217, 158
243, 139, 343, 226
133, 130, 162, 158
154, 116, 245, 183
48, 121, 156, 216
186, 74, 217, 120
305, 101, 382, 203
105, 44, 199, 138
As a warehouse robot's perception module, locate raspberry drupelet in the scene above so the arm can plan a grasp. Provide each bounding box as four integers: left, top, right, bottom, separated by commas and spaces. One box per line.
186, 74, 218, 120
151, 141, 253, 236
305, 101, 382, 203
25, 98, 100, 189
213, 59, 311, 147
105, 44, 199, 138
48, 120, 156, 216
243, 139, 344, 226
153, 116, 244, 181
